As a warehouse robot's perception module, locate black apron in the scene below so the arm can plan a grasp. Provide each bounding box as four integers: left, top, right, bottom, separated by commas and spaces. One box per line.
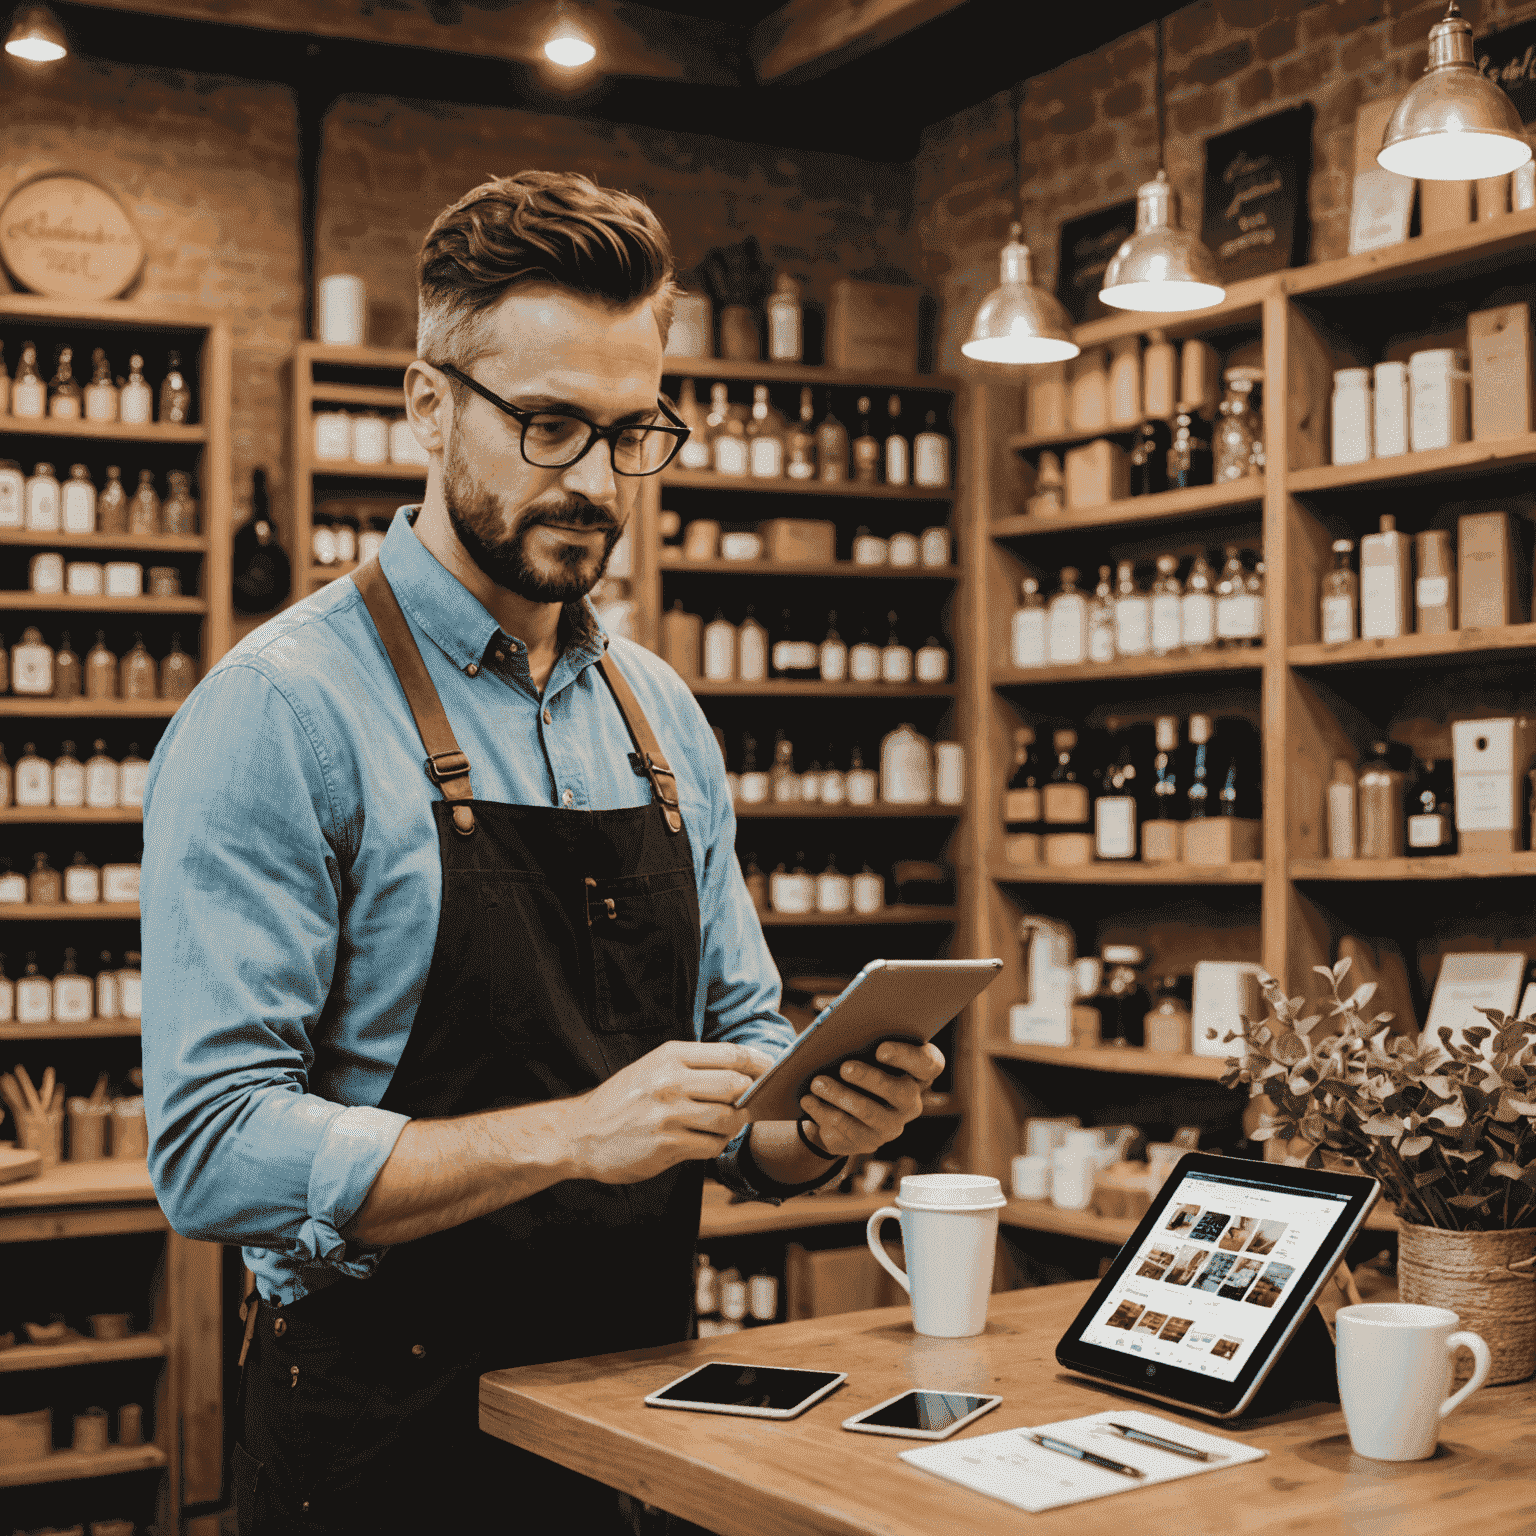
232, 560, 703, 1535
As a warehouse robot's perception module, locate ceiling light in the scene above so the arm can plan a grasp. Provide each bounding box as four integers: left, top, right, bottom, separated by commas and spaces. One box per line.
544, 9, 595, 69
5, 5, 67, 62
1379, 1, 1531, 181
962, 224, 1079, 364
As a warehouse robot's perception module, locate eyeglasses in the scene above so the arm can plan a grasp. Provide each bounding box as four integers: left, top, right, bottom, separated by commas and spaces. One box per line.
433, 362, 690, 476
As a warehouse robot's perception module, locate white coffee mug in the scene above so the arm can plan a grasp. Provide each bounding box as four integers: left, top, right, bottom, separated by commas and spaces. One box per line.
1336, 1303, 1492, 1461
1050, 1147, 1096, 1211
866, 1174, 1006, 1338
1011, 1153, 1050, 1200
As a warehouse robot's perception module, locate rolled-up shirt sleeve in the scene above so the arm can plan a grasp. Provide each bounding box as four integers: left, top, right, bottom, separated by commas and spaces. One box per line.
140, 662, 407, 1273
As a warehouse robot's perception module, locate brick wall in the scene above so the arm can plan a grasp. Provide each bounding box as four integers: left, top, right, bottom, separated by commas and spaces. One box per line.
915, 0, 1536, 373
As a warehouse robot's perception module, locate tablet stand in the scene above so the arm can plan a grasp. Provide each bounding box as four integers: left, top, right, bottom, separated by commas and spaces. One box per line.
1236, 1304, 1338, 1418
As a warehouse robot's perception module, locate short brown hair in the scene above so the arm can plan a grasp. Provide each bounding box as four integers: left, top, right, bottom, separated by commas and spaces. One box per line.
416, 170, 679, 367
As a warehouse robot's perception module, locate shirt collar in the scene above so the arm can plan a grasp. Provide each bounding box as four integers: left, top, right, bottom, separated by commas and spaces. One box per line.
377, 506, 610, 676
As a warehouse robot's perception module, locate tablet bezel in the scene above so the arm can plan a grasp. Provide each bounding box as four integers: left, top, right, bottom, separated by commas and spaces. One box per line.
1054, 1153, 1379, 1419
840, 1388, 1003, 1440
643, 1361, 848, 1419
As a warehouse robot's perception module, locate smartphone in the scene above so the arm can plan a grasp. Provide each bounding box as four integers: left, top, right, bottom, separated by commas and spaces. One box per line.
841, 1388, 1003, 1440
644, 1362, 847, 1420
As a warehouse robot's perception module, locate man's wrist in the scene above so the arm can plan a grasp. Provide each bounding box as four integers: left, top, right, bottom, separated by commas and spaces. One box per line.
748, 1120, 845, 1187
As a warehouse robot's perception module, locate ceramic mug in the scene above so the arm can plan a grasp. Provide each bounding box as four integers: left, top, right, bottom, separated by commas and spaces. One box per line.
1335, 1302, 1492, 1460
866, 1174, 1006, 1338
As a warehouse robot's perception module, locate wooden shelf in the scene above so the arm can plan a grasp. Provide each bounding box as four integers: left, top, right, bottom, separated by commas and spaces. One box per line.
988, 1042, 1234, 1080
691, 680, 954, 698
310, 561, 358, 584
0, 1443, 167, 1489
0, 699, 178, 718
0, 531, 207, 552
1287, 624, 1536, 669
698, 1188, 894, 1239
659, 468, 951, 500
0, 903, 139, 921
309, 382, 407, 408
1287, 433, 1536, 494
660, 557, 961, 580
0, 1158, 155, 1209
0, 807, 142, 823
989, 476, 1263, 538
757, 906, 956, 927
991, 649, 1262, 687
735, 803, 959, 819
311, 459, 426, 480
0, 1332, 166, 1374
1001, 1196, 1400, 1244
990, 861, 1263, 886
659, 358, 958, 393
0, 593, 205, 613
1008, 422, 1151, 454
0, 1017, 140, 1040
0, 418, 206, 445
1291, 853, 1536, 882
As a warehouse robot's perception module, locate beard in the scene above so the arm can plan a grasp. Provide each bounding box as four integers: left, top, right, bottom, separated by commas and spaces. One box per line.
442, 422, 622, 604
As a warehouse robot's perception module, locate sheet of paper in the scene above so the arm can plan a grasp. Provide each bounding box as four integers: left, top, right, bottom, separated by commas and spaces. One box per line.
898, 1408, 1267, 1514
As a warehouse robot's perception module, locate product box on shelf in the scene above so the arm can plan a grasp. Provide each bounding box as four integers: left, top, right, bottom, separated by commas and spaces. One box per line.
1182, 818, 1263, 865
760, 519, 836, 564
1457, 511, 1519, 629
1467, 303, 1534, 442
1191, 961, 1265, 1057
1451, 716, 1536, 854
826, 280, 920, 374
1008, 917, 1074, 1046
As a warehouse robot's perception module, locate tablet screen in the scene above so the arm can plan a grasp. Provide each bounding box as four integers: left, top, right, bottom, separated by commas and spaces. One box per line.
853, 1391, 993, 1430
650, 1362, 841, 1411
1074, 1164, 1359, 1383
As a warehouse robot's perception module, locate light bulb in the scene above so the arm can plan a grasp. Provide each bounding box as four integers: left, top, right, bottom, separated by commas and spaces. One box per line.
544, 30, 596, 68
5, 5, 67, 61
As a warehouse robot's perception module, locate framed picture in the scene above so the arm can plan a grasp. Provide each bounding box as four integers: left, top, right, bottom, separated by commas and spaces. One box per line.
1200, 104, 1314, 283
1054, 199, 1137, 324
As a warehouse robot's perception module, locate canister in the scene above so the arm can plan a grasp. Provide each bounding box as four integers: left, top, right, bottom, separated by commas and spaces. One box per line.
104, 561, 143, 598
1409, 347, 1470, 452
663, 293, 711, 358
66, 561, 105, 595
147, 566, 181, 597
351, 412, 389, 464
28, 551, 64, 593
888, 531, 919, 567
313, 410, 351, 460
1331, 368, 1373, 464
318, 274, 367, 346
1373, 361, 1409, 457
919, 525, 951, 567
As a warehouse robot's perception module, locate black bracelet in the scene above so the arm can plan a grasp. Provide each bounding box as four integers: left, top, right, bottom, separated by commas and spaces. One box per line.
797, 1118, 843, 1161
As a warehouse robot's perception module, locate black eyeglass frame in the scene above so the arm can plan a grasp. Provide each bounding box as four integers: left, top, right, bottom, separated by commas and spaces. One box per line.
432, 361, 690, 476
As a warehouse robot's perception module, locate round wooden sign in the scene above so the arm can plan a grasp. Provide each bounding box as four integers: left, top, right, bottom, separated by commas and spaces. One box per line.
0, 172, 144, 300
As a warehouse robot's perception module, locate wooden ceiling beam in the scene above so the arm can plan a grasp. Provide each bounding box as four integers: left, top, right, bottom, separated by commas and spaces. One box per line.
751, 0, 972, 86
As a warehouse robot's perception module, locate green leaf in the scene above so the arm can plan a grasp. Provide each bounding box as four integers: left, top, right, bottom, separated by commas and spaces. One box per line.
1399, 1135, 1434, 1157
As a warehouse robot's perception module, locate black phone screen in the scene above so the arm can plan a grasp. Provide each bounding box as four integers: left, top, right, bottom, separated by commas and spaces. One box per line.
854, 1391, 992, 1430
652, 1363, 841, 1411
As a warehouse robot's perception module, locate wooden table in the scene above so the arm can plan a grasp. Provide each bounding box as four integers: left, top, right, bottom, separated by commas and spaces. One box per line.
480, 1281, 1536, 1536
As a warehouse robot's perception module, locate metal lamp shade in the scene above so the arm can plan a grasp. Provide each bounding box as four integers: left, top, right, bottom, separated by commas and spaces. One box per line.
4, 5, 67, 60
1378, 6, 1530, 181
961, 227, 1079, 366
1099, 171, 1225, 314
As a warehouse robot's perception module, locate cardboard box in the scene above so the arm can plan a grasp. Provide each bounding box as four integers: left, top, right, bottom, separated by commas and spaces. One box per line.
1452, 716, 1536, 853
1468, 303, 1534, 441
826, 280, 920, 373
1424, 952, 1526, 1060
1419, 178, 1474, 235
1348, 96, 1414, 255
1043, 832, 1093, 867
760, 518, 836, 563
1182, 818, 1263, 865
1003, 833, 1042, 865
1063, 439, 1130, 509
1140, 819, 1181, 864
1457, 511, 1518, 629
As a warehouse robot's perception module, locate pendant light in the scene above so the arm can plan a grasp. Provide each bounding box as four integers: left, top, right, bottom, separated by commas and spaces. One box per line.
962, 83, 1079, 366
1379, 2, 1530, 181
543, 2, 596, 68
4, 5, 67, 62
1099, 17, 1225, 315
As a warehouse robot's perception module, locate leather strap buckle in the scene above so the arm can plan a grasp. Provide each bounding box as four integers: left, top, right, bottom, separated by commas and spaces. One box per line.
644, 756, 679, 809
424, 749, 471, 786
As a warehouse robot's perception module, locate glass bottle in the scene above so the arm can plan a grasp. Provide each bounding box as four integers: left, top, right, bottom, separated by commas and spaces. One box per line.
1150, 554, 1183, 657
820, 742, 845, 805
1114, 560, 1151, 657
64, 851, 100, 906
1042, 728, 1092, 839
0, 861, 23, 904
915, 635, 949, 683
1011, 577, 1048, 669
1182, 714, 1216, 823
84, 348, 118, 422
849, 619, 880, 683
770, 853, 814, 914
846, 745, 878, 806
1166, 411, 1212, 489
53, 631, 82, 700
119, 354, 153, 426
771, 608, 817, 681
1180, 550, 1217, 652
913, 409, 950, 488
880, 610, 912, 683
746, 384, 786, 478
129, 469, 161, 535
160, 350, 192, 423
16, 954, 51, 1024
883, 395, 909, 486
1214, 546, 1251, 648
159, 632, 198, 701
52, 739, 84, 808
1143, 715, 1182, 861
769, 732, 800, 803
48, 346, 83, 418
162, 470, 198, 536
767, 273, 803, 362
11, 628, 54, 695
1321, 539, 1358, 644
0, 953, 10, 1023
96, 950, 120, 1019
800, 755, 822, 805
1327, 757, 1358, 859
880, 722, 934, 804
1047, 567, 1088, 666
85, 739, 119, 809
50, 949, 92, 1023
702, 610, 735, 682
852, 863, 885, 914
1087, 565, 1117, 663
785, 386, 817, 480
85, 631, 119, 700
119, 742, 149, 807
28, 852, 62, 905
25, 462, 61, 531
121, 633, 156, 700
737, 736, 768, 805
14, 742, 51, 806
1213, 372, 1259, 482
1358, 742, 1405, 860
852, 396, 881, 484
671, 378, 708, 471
0, 743, 8, 810
1129, 419, 1171, 497
1407, 758, 1456, 857
0, 458, 21, 529
818, 611, 847, 682
737, 605, 767, 683
1102, 945, 1151, 1048
119, 951, 143, 1021
711, 391, 749, 477
62, 464, 97, 534
1094, 718, 1144, 861
815, 391, 849, 482
97, 466, 129, 535
10, 342, 45, 418
1004, 726, 1043, 864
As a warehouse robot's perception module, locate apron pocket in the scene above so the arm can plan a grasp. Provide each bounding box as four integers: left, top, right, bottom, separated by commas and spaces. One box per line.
586, 868, 699, 1034
281, 1332, 384, 1511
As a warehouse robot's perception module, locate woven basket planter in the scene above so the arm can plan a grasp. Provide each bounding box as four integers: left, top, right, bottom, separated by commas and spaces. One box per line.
1396, 1225, 1536, 1386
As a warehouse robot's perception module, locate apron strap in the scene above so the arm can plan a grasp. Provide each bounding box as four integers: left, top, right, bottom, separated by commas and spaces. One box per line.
597, 653, 683, 835
353, 558, 477, 837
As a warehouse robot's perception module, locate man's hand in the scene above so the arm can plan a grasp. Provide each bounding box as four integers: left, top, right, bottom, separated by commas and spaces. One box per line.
563, 1040, 774, 1185
798, 1041, 944, 1158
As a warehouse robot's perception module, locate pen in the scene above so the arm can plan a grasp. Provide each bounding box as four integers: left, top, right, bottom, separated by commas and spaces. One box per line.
1028, 1433, 1144, 1478
1107, 1423, 1218, 1462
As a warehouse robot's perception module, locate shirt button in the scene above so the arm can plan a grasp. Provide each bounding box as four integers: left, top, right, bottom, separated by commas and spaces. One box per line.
411, 1343, 427, 1358
495, 651, 505, 663
562, 789, 574, 805
466, 662, 479, 677
542, 709, 553, 725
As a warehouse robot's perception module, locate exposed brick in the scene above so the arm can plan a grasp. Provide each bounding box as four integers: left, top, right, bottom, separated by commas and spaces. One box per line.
1102, 81, 1143, 119
1217, 0, 1274, 27
1238, 65, 1276, 111
1178, 40, 1255, 89
1167, 0, 1219, 61
1042, 94, 1097, 136
1170, 89, 1224, 135
1257, 19, 1298, 59
1341, 27, 1387, 73
1276, 45, 1336, 99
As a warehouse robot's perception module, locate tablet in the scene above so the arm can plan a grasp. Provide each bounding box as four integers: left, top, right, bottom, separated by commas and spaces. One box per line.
644, 1362, 846, 1419
842, 1388, 1002, 1440
1055, 1152, 1379, 1419
735, 958, 1003, 1124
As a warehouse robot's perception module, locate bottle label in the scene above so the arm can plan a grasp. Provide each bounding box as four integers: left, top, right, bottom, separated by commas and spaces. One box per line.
53, 763, 85, 806
1005, 787, 1042, 823
16, 761, 51, 804
1095, 797, 1137, 858
0, 473, 22, 529
770, 873, 814, 914
749, 438, 783, 478
852, 873, 884, 912
1043, 782, 1089, 824
120, 386, 152, 425
121, 975, 142, 1019
847, 770, 878, 806
312, 527, 338, 565
769, 306, 800, 362
26, 481, 60, 531
738, 772, 768, 804
1088, 618, 1116, 664
0, 873, 28, 904
1408, 813, 1450, 849
772, 640, 817, 673
915, 646, 948, 683
1115, 597, 1150, 654
815, 873, 851, 913
1217, 594, 1260, 639
120, 763, 150, 806
86, 762, 118, 807
703, 626, 736, 680
65, 867, 100, 904
97, 973, 119, 1018
1457, 773, 1515, 831
1151, 596, 1182, 653
1361, 566, 1404, 639
1047, 602, 1085, 666
680, 439, 711, 470
1416, 576, 1449, 610
54, 977, 93, 1022
920, 528, 950, 566
17, 980, 51, 1024
12, 380, 46, 417
881, 647, 913, 684
854, 441, 881, 480
714, 438, 748, 477
849, 645, 881, 682
1180, 593, 1215, 647
819, 642, 847, 682
1321, 595, 1355, 644
820, 772, 845, 805
62, 483, 96, 534
1012, 611, 1047, 669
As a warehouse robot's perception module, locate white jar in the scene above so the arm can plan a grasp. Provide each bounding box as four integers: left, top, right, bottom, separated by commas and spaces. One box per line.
0, 461, 23, 529
1373, 361, 1410, 458
28, 551, 64, 593
314, 411, 351, 461
1409, 347, 1470, 452
102, 863, 141, 903
1050, 1148, 1097, 1211
888, 531, 919, 567
919, 526, 951, 567
105, 561, 144, 597
1011, 1153, 1051, 1201
1331, 368, 1373, 465
351, 413, 389, 465
852, 531, 888, 565
935, 741, 965, 805
880, 723, 934, 804
65, 862, 101, 904
769, 864, 814, 915
389, 417, 427, 464
852, 869, 885, 913
66, 561, 105, 596
814, 866, 851, 913
318, 274, 367, 346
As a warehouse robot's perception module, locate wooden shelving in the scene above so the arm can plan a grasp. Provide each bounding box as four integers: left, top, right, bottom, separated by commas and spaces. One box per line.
1291, 853, 1536, 882
691, 680, 954, 698
0, 1444, 168, 1490
660, 468, 952, 501
991, 650, 1262, 687
0, 1333, 167, 1374
0, 1158, 155, 1209
1, 593, 206, 613
0, 531, 207, 553
660, 557, 961, 580
0, 902, 140, 921
699, 1188, 893, 1239
988, 476, 1263, 539
0, 807, 142, 823
989, 1042, 1232, 1080
0, 418, 207, 444
311, 459, 426, 481
990, 861, 1263, 886
310, 382, 407, 408
1288, 624, 1536, 669
0, 698, 179, 718
757, 906, 956, 927
1287, 432, 1536, 494
0, 1017, 141, 1040
734, 804, 959, 819
659, 358, 958, 392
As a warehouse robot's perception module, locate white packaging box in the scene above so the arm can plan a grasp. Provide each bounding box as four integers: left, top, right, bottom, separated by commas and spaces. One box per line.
1192, 961, 1266, 1057
1451, 717, 1536, 853
1424, 952, 1526, 1059
104, 561, 143, 598
101, 863, 141, 904
66, 561, 105, 595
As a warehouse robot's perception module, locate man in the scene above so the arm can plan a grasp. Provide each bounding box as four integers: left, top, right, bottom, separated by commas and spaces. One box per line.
141, 169, 944, 1536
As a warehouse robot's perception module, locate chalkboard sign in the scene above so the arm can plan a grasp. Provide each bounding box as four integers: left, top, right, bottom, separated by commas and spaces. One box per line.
1200, 105, 1314, 284
1474, 16, 1536, 124
1055, 198, 1137, 325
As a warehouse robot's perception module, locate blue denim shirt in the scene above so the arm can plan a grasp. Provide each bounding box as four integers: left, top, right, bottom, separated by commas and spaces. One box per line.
141, 507, 837, 1304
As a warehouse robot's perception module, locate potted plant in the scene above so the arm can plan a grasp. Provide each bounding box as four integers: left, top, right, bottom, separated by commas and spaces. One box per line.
1218, 958, 1536, 1384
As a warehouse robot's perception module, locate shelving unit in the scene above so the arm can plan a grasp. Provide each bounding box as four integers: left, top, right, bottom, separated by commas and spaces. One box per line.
1, 293, 233, 1535
954, 208, 1536, 1256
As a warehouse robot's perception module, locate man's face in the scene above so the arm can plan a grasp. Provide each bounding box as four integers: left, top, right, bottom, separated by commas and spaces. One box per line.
440, 284, 664, 603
